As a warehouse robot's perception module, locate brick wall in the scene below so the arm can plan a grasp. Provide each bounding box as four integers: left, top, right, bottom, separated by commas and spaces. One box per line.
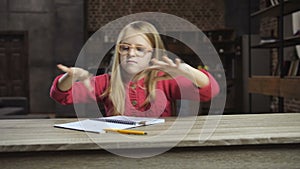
259, 0, 300, 112
259, 0, 278, 37
87, 0, 226, 32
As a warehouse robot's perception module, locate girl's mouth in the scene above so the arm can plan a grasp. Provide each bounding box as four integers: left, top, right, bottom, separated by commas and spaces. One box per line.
127, 60, 137, 64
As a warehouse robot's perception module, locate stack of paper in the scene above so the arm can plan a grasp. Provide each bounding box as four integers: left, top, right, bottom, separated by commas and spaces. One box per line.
54, 116, 165, 133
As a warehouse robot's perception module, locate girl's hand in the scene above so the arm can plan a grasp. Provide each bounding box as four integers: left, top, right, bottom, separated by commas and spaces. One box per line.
149, 56, 209, 87
149, 56, 187, 77
57, 64, 91, 81
57, 64, 93, 91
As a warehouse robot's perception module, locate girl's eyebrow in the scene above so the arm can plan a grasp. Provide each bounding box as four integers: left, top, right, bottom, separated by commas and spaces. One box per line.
121, 42, 147, 47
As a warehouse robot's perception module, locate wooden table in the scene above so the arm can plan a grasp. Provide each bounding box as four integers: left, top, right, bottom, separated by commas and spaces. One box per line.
0, 113, 299, 169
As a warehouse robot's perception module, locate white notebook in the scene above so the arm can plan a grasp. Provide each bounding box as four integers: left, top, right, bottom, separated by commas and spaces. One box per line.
54, 116, 165, 133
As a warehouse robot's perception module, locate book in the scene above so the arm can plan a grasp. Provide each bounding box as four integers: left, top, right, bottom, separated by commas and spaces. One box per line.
297, 61, 300, 76
54, 116, 165, 133
259, 38, 277, 44
266, 0, 272, 7
288, 60, 295, 76
270, 0, 275, 6
288, 60, 300, 76
292, 60, 299, 76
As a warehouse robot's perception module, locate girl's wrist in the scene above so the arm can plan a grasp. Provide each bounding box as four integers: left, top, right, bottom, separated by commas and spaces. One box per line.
58, 73, 73, 91
180, 63, 210, 87
180, 63, 192, 76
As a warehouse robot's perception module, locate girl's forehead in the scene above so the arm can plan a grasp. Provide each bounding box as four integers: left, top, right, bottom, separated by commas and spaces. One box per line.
122, 28, 144, 39
121, 29, 151, 46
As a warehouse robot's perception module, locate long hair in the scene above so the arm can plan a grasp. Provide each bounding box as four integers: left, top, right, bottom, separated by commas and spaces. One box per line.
102, 21, 166, 115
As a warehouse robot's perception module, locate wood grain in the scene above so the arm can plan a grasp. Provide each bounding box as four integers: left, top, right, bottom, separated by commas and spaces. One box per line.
280, 77, 300, 99
0, 113, 299, 168
0, 113, 299, 152
248, 76, 280, 96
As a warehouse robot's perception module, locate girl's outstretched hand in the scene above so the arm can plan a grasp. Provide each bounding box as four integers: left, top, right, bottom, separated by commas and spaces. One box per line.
149, 56, 186, 77
57, 64, 93, 91
57, 64, 73, 76
148, 56, 209, 87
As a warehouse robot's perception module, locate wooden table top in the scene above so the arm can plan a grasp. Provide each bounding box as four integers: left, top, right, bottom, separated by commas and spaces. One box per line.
0, 113, 299, 152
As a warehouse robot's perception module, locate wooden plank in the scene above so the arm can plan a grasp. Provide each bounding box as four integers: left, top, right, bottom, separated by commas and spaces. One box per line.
1, 144, 299, 169
280, 77, 300, 99
0, 113, 299, 152
248, 76, 280, 96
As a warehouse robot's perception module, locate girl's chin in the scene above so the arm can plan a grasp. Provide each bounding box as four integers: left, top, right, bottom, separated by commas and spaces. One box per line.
123, 68, 143, 76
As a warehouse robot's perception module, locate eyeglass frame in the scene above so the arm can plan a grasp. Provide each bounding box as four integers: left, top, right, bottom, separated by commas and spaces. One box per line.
117, 43, 153, 57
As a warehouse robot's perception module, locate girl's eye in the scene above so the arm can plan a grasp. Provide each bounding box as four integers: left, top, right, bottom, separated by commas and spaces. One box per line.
120, 45, 129, 51
136, 46, 146, 52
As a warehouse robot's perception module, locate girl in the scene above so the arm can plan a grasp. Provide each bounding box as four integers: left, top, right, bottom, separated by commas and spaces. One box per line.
50, 21, 219, 117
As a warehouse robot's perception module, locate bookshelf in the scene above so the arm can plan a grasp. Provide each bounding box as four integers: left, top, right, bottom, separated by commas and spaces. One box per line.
248, 0, 300, 112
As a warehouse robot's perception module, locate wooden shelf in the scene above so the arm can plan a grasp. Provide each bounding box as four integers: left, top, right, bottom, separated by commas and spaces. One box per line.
248, 76, 280, 96
251, 0, 300, 18
280, 77, 300, 99
248, 76, 300, 99
249, 0, 300, 112
252, 35, 300, 49
209, 40, 236, 44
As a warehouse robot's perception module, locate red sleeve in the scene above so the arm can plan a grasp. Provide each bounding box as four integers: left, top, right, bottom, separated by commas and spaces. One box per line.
162, 70, 219, 102
195, 70, 220, 101
49, 74, 110, 105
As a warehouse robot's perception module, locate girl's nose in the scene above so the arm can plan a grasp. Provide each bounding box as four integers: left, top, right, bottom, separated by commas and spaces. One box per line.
128, 48, 136, 57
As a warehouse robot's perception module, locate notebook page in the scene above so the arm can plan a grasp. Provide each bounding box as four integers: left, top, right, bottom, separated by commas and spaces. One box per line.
95, 116, 165, 126
120, 116, 165, 125
54, 119, 135, 133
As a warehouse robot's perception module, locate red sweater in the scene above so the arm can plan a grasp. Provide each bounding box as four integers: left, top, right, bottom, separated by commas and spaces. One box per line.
50, 70, 219, 117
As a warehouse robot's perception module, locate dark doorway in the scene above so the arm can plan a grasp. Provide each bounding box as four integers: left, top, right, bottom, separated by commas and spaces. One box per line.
0, 31, 29, 98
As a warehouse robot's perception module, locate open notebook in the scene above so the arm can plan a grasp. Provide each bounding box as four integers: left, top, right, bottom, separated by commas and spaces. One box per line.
54, 116, 165, 133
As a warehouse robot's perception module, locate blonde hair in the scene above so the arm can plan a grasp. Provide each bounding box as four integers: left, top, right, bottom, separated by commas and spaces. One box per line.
102, 21, 166, 115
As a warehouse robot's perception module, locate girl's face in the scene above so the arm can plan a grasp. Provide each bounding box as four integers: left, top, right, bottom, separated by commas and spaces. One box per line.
118, 29, 153, 77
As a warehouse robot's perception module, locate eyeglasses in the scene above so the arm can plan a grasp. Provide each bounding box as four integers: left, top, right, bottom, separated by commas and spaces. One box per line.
117, 43, 153, 57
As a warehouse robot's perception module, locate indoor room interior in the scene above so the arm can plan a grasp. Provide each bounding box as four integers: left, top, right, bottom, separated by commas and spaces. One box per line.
1, 0, 299, 118
0, 0, 299, 168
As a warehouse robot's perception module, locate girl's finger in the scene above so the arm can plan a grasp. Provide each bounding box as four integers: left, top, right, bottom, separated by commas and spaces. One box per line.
151, 58, 159, 64
148, 65, 162, 71
162, 56, 175, 66
57, 64, 72, 75
175, 58, 181, 67
151, 58, 168, 66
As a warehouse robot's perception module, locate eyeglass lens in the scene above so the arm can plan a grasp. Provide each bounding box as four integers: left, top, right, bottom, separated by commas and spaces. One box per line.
118, 44, 150, 57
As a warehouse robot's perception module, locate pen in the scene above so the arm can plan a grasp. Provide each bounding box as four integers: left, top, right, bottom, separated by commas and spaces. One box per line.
104, 128, 147, 135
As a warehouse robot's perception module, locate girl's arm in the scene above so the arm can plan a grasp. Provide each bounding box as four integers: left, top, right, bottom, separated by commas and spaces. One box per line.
56, 64, 93, 92
177, 63, 209, 88
50, 64, 98, 105
150, 56, 219, 101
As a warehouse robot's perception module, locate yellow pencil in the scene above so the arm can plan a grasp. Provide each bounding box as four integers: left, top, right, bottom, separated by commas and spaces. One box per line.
104, 128, 147, 135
